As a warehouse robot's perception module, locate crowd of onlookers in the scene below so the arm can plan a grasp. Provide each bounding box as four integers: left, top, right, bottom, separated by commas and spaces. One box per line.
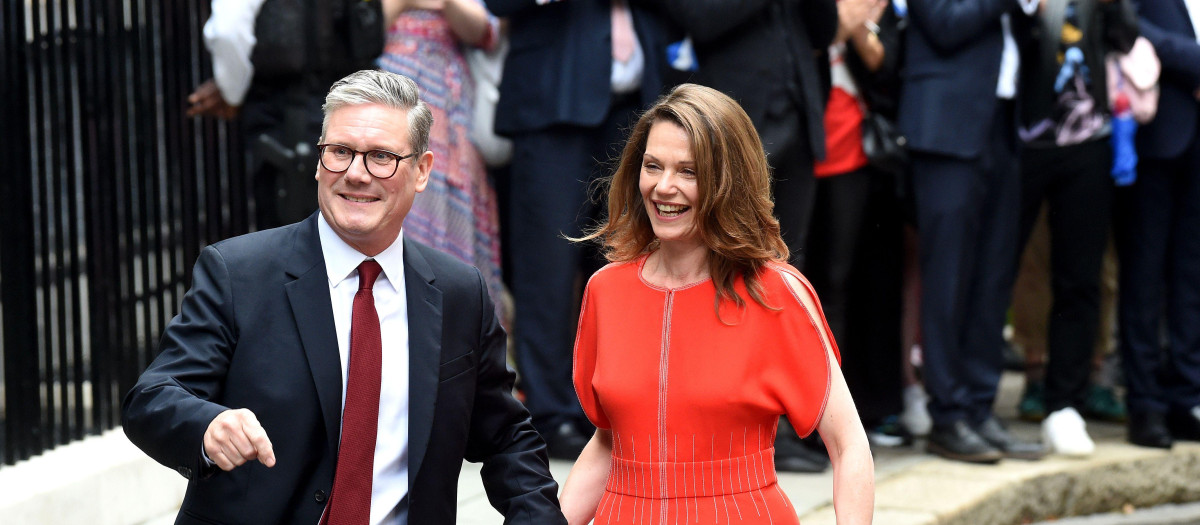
192, 0, 1200, 467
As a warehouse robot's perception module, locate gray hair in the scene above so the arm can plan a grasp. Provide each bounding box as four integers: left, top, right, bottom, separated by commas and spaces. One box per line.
321, 69, 433, 155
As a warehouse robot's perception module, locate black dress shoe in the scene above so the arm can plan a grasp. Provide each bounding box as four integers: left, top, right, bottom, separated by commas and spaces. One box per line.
927, 421, 1003, 464
1168, 406, 1200, 442
1128, 411, 1173, 449
972, 416, 1045, 460
543, 422, 590, 460
774, 433, 830, 473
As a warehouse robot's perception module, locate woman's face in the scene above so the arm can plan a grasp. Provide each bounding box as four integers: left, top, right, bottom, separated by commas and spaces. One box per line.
639, 121, 701, 248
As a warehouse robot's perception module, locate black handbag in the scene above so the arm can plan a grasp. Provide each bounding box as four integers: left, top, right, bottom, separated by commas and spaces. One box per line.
861, 111, 908, 175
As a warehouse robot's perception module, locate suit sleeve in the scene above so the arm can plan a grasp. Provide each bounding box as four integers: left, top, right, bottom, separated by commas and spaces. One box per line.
1132, 1, 1200, 90
907, 0, 1016, 53
121, 245, 237, 480
464, 268, 568, 524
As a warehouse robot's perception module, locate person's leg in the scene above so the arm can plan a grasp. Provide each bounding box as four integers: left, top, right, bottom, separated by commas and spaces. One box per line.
1166, 134, 1200, 437
1116, 153, 1175, 447
960, 105, 1020, 425
1043, 140, 1112, 415
508, 124, 600, 455
1012, 148, 1053, 422
844, 170, 907, 444
911, 152, 983, 427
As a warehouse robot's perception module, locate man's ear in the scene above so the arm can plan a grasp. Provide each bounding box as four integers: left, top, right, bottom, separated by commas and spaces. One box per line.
414, 151, 434, 193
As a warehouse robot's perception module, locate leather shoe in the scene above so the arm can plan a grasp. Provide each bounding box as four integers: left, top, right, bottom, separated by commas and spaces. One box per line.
774, 433, 830, 473
543, 422, 590, 460
927, 420, 1003, 464
1128, 411, 1173, 449
1168, 406, 1200, 442
973, 416, 1045, 460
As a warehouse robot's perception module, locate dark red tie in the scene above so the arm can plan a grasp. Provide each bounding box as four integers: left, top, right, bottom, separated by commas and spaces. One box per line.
325, 260, 383, 525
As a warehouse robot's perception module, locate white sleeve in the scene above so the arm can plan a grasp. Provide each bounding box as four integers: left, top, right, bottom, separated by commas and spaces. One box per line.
1016, 0, 1040, 16
203, 0, 267, 106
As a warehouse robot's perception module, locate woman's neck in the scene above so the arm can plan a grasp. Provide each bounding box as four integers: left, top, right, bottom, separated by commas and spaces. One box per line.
644, 241, 710, 288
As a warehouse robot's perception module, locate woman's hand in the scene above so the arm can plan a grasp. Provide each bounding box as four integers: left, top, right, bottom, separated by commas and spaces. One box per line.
560, 429, 614, 525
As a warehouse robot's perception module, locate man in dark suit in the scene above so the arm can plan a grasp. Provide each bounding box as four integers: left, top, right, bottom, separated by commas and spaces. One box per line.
663, 0, 837, 269
484, 0, 677, 459
898, 0, 1045, 463
122, 70, 566, 525
657, 0, 843, 473
1117, 0, 1200, 449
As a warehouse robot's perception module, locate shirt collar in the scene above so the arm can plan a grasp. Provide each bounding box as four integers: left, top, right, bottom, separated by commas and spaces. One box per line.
317, 213, 405, 293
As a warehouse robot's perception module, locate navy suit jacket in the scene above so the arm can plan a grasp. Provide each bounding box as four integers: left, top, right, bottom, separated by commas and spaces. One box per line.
1133, 0, 1200, 159
899, 0, 1022, 159
486, 0, 677, 135
122, 214, 565, 524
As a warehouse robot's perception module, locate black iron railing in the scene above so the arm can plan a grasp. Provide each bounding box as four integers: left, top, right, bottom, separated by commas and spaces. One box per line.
0, 0, 253, 465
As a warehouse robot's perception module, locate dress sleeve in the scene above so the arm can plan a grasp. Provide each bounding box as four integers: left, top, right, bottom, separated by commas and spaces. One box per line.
762, 263, 841, 438
572, 277, 611, 429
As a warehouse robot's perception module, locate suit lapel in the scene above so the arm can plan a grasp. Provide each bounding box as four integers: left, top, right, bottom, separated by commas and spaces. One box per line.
403, 238, 442, 489
283, 215, 343, 458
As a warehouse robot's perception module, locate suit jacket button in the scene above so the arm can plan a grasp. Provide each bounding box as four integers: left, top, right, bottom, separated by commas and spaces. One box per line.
176, 466, 192, 478
314, 490, 327, 503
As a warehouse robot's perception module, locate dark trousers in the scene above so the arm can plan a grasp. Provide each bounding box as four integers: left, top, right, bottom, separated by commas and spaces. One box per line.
1017, 139, 1113, 414
911, 102, 1020, 425
1116, 130, 1200, 415
508, 96, 639, 434
809, 168, 905, 423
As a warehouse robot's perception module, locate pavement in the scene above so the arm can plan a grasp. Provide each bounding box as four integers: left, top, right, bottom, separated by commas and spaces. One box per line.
131, 371, 1200, 525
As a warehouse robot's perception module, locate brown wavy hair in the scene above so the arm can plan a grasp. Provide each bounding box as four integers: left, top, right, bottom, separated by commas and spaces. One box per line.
581, 83, 789, 315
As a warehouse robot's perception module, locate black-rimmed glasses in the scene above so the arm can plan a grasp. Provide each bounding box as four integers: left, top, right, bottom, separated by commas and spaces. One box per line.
316, 143, 416, 179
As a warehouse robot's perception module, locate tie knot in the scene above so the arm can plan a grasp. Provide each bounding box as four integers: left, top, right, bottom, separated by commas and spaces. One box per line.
357, 260, 383, 291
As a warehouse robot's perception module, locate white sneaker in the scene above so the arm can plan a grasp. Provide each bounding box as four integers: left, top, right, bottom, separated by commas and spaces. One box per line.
900, 384, 933, 436
1042, 407, 1095, 457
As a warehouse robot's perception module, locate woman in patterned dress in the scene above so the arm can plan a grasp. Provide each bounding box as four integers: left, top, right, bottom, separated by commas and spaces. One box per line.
560, 84, 874, 524
378, 0, 506, 322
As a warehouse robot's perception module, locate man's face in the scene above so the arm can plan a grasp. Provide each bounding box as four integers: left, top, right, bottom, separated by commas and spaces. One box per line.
316, 103, 431, 256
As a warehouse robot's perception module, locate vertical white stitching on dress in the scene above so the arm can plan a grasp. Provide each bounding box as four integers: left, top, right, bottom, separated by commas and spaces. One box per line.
674, 434, 680, 525
714, 437, 723, 523
755, 424, 774, 524
616, 434, 625, 522
692, 434, 698, 523
659, 292, 673, 525
728, 433, 743, 520
744, 427, 761, 516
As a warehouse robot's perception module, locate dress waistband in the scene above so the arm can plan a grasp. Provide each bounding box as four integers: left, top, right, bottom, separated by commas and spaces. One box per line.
605, 448, 778, 499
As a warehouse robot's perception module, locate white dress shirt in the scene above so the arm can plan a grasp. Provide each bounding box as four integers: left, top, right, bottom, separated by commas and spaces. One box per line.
997, 0, 1042, 99
1186, 0, 1200, 44
318, 215, 411, 525
203, 0, 266, 105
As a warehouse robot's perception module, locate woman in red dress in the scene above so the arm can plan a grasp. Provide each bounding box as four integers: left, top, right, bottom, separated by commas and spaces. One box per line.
560, 84, 874, 525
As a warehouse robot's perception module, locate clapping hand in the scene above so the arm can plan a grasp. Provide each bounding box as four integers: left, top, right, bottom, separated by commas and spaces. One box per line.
186, 79, 238, 120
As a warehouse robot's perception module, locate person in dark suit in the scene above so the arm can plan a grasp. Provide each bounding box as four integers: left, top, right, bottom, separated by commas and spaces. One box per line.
659, 0, 842, 474
663, 0, 838, 270
483, 0, 678, 459
898, 0, 1046, 463
1117, 0, 1200, 449
122, 70, 566, 525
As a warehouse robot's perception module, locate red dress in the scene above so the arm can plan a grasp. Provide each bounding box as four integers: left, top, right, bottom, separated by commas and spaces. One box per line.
573, 256, 841, 525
